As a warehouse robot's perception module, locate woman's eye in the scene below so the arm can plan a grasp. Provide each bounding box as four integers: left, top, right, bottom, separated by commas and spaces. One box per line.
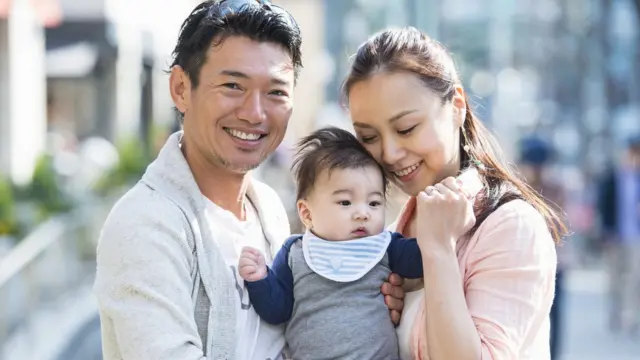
398, 125, 417, 135
338, 200, 351, 206
360, 136, 377, 143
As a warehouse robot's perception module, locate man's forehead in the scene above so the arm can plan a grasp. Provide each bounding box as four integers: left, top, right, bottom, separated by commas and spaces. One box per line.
206, 36, 294, 80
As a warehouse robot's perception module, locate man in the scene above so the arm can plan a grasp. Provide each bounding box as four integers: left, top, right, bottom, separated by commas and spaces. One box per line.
518, 136, 567, 359
598, 136, 640, 334
93, 1, 404, 359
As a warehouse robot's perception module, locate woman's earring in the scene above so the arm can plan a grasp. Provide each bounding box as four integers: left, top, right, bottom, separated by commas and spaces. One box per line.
462, 129, 485, 170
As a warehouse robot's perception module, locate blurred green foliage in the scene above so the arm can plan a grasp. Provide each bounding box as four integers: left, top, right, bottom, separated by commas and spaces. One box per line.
94, 136, 152, 195
0, 175, 18, 237
25, 154, 74, 222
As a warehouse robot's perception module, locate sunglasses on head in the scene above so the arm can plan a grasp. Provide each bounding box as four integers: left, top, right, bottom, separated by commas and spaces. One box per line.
208, 0, 299, 32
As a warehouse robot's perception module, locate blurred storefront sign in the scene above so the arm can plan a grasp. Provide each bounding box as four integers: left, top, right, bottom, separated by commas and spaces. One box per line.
0, 0, 62, 28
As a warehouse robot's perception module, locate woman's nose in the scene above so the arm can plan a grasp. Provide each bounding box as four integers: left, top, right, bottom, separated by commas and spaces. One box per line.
381, 137, 404, 166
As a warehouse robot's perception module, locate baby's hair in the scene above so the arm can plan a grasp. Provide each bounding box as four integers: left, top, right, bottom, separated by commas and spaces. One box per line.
291, 126, 389, 201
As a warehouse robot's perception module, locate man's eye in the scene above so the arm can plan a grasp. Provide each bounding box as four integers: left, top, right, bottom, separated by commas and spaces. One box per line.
269, 90, 288, 97
223, 83, 241, 90
338, 200, 351, 206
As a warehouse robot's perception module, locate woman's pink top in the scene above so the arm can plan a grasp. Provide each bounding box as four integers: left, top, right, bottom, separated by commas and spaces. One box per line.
393, 195, 557, 360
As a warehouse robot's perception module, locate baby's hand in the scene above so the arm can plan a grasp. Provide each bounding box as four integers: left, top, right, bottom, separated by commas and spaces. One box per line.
238, 246, 267, 282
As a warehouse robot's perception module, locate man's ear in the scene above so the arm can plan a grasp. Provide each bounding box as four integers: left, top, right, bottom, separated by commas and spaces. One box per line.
296, 199, 313, 230
170, 66, 192, 116
452, 85, 467, 128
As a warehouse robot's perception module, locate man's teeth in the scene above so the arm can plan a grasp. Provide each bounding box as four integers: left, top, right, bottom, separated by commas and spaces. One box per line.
226, 129, 262, 140
394, 163, 420, 177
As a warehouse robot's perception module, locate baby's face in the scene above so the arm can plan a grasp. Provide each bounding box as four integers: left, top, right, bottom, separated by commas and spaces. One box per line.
298, 166, 386, 241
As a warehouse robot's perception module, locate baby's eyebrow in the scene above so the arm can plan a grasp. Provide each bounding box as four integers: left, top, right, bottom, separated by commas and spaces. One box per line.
332, 189, 352, 196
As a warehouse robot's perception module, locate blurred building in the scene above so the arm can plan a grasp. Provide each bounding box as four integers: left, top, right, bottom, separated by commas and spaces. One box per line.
0, 0, 207, 184
0, 0, 60, 185
44, 0, 203, 145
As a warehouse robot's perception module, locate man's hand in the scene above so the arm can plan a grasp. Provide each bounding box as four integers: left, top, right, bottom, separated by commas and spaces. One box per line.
238, 246, 267, 282
381, 273, 405, 325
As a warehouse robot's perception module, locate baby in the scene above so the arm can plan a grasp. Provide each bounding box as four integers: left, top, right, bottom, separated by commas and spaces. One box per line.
238, 127, 423, 360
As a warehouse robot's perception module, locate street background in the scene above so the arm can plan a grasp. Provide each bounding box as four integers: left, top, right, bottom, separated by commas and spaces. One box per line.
1, 0, 639, 359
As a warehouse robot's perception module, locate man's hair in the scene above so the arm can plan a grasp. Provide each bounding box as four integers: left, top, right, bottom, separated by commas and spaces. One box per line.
291, 127, 389, 201
171, 1, 303, 120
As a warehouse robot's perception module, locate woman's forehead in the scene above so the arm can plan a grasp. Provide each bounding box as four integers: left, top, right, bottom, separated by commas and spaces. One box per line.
349, 74, 445, 127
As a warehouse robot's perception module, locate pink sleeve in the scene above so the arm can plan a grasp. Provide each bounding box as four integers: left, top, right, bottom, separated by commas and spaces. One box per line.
463, 201, 557, 359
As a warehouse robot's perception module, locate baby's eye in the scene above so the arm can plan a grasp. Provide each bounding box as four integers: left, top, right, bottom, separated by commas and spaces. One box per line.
337, 200, 351, 206
369, 201, 382, 207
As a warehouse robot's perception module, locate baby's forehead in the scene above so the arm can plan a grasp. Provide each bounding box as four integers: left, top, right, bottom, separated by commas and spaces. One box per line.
315, 166, 385, 193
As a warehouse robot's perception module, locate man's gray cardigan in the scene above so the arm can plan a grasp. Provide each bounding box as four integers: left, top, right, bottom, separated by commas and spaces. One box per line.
93, 132, 290, 359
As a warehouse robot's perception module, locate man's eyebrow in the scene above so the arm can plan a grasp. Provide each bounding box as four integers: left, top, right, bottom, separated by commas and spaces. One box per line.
219, 70, 291, 87
270, 77, 290, 86
220, 69, 250, 79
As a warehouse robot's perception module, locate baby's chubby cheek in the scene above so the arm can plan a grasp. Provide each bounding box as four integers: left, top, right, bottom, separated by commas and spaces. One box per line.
372, 217, 386, 233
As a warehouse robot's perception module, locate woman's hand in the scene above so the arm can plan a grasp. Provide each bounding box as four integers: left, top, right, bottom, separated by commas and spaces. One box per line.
381, 273, 405, 325
416, 176, 476, 253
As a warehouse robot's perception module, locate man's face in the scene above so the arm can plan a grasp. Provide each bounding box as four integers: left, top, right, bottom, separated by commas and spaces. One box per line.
622, 145, 640, 170
171, 35, 295, 174
631, 146, 640, 169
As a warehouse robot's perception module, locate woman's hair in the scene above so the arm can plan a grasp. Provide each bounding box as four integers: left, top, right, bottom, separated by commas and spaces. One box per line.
342, 27, 567, 243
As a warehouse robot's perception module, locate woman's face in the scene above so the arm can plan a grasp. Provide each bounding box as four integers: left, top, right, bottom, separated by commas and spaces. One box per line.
348, 71, 467, 196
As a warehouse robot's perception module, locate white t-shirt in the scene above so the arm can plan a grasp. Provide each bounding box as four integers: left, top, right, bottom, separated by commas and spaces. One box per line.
204, 197, 286, 360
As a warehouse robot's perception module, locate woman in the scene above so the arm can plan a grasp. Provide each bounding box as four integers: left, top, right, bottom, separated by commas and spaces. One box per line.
343, 27, 566, 359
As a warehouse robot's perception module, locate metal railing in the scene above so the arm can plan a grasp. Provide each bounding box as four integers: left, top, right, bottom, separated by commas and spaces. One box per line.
0, 198, 113, 360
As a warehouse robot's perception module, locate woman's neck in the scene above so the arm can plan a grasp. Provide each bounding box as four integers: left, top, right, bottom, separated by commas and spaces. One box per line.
405, 212, 418, 238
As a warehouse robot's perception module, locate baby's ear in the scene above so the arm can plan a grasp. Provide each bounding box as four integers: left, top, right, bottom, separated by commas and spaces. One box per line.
296, 199, 313, 229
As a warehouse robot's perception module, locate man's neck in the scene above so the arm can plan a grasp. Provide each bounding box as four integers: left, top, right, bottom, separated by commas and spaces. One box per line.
182, 143, 250, 220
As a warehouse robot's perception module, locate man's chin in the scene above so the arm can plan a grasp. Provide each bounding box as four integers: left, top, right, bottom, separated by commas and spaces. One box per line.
224, 158, 266, 174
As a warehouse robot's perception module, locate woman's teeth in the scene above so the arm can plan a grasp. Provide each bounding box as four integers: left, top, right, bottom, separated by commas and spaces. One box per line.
394, 162, 420, 177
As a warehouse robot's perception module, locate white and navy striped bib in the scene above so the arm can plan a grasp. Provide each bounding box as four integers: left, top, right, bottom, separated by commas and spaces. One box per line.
301, 231, 392, 282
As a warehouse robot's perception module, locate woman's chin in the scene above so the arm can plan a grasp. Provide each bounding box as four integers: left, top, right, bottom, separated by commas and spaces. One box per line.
395, 181, 424, 198
390, 161, 440, 196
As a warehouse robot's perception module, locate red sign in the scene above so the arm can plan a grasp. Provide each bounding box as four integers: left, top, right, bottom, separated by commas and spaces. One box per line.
0, 0, 62, 28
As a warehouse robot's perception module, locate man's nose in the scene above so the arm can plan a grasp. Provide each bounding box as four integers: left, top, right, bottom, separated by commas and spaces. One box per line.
236, 91, 267, 124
